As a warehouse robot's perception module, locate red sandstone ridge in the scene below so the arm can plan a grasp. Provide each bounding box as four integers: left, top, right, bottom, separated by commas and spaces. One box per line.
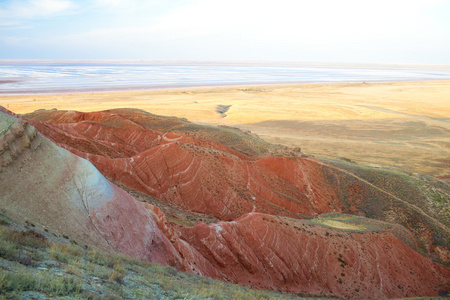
175, 213, 449, 299
142, 195, 449, 299
146, 196, 449, 299
24, 108, 450, 261
25, 109, 343, 221
6, 107, 448, 299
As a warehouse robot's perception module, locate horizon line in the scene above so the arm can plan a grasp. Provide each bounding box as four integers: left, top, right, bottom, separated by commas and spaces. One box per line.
1, 59, 450, 70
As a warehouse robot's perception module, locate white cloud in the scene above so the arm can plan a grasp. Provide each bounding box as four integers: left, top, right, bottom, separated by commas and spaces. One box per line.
31, 0, 444, 54
0, 0, 75, 24
116, 0, 434, 44
1, 0, 448, 62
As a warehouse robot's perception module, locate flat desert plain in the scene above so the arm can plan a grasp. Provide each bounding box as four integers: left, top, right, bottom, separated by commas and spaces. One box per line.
1, 80, 449, 178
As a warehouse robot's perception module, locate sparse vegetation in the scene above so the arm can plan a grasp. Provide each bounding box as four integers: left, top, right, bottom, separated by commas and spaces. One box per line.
324, 158, 450, 228
0, 271, 82, 296
321, 158, 450, 265
0, 226, 46, 266
0, 218, 306, 299
0, 210, 9, 226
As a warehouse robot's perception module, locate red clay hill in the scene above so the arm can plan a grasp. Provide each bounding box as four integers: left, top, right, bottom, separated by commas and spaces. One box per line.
1, 107, 448, 299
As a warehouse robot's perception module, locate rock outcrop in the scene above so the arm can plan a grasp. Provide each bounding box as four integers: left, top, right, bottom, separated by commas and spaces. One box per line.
175, 212, 449, 299
146, 196, 449, 299
24, 109, 343, 221
25, 108, 449, 263
0, 108, 177, 266
1, 107, 448, 299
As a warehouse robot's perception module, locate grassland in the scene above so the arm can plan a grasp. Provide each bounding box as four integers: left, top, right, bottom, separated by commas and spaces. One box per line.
2, 80, 449, 178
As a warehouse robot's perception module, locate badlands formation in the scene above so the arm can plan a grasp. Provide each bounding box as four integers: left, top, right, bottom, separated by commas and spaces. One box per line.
1, 105, 448, 299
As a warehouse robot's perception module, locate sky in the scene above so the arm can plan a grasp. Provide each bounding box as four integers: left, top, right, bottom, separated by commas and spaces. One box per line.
0, 0, 450, 64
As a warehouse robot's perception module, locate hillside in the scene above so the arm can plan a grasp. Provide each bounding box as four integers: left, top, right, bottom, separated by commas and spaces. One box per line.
1, 107, 449, 299
24, 108, 450, 265
0, 212, 305, 299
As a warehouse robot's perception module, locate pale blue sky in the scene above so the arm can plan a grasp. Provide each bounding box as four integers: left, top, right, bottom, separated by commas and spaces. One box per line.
1, 0, 449, 63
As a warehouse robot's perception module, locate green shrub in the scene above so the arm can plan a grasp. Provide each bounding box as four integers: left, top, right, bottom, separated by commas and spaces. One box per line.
0, 239, 16, 259
48, 244, 73, 263
0, 209, 9, 226
108, 263, 126, 283
4, 229, 48, 249
0, 229, 43, 266
84, 249, 116, 267
0, 271, 82, 296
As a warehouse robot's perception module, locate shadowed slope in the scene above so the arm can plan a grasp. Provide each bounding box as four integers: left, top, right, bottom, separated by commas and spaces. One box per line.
0, 108, 177, 266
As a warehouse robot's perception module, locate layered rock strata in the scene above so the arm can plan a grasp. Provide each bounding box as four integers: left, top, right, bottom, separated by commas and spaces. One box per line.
1, 107, 448, 299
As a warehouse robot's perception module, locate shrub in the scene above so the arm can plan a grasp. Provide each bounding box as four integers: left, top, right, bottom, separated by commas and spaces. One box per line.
85, 249, 116, 267
5, 229, 48, 249
0, 228, 43, 266
0, 271, 82, 296
66, 264, 82, 276
0, 216, 9, 226
48, 244, 72, 263
108, 269, 125, 283
107, 262, 126, 283
0, 239, 16, 260
0, 209, 9, 226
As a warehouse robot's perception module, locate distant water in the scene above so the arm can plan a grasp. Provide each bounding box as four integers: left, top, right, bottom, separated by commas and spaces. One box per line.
1, 61, 450, 94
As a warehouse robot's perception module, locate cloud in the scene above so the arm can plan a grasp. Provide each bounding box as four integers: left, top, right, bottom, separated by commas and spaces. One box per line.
29, 0, 443, 52
0, 0, 75, 25
1, 0, 448, 62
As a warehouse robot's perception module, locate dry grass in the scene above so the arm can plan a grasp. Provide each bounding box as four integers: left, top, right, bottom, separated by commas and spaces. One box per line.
3, 81, 450, 123
0, 271, 82, 296
2, 80, 449, 177
308, 214, 368, 231
315, 219, 366, 231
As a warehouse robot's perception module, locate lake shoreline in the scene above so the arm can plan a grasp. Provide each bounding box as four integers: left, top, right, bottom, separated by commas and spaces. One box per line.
2, 78, 450, 96
2, 61, 450, 95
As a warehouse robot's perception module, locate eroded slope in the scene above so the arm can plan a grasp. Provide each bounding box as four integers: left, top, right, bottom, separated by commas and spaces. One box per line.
24, 108, 449, 265
2, 107, 447, 299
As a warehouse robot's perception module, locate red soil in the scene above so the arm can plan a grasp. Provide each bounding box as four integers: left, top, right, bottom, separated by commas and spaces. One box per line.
11, 108, 449, 299
149, 207, 450, 299
26, 111, 342, 221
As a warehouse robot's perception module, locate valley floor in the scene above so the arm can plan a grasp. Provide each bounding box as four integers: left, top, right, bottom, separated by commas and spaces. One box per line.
1, 80, 449, 178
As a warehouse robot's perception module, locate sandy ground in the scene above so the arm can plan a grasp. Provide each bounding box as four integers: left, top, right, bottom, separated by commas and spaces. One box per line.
1, 80, 449, 178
